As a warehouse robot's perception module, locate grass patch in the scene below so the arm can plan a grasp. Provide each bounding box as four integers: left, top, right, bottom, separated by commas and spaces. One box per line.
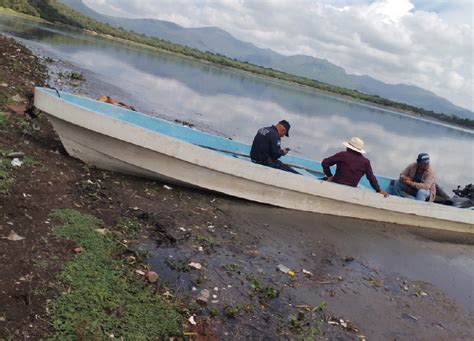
49, 209, 183, 340
116, 217, 142, 239
193, 234, 217, 250
0, 153, 13, 194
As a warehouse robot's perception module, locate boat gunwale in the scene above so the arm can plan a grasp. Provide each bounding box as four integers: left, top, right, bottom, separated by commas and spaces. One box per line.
34, 87, 474, 228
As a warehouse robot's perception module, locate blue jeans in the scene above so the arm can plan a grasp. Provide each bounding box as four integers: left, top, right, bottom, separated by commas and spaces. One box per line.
392, 180, 430, 201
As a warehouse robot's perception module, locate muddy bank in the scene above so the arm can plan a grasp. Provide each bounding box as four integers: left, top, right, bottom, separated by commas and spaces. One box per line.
138, 198, 474, 339
1, 33, 473, 340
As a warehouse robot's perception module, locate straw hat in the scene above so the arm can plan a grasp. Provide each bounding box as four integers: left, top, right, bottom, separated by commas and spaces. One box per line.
343, 137, 366, 154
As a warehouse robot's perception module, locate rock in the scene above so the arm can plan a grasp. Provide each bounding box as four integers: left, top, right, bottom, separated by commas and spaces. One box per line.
0, 83, 7, 87
2, 230, 25, 241
6, 103, 26, 115
146, 271, 159, 283
189, 262, 202, 270
73, 247, 83, 253
10, 94, 24, 102
196, 289, 210, 304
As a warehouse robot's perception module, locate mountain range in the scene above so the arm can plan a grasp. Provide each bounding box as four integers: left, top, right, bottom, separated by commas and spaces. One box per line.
60, 0, 473, 119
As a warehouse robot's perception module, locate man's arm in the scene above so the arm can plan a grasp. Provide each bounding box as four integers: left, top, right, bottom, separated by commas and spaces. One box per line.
366, 161, 388, 197
409, 170, 436, 190
269, 132, 284, 159
322, 153, 340, 177
399, 164, 414, 183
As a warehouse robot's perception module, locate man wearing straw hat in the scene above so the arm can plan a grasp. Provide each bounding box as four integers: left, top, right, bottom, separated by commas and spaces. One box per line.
322, 137, 388, 197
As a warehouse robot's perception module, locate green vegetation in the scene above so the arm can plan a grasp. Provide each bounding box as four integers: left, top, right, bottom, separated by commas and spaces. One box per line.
116, 217, 142, 239
0, 151, 13, 194
223, 304, 252, 319
49, 209, 183, 340
57, 71, 85, 81
194, 234, 217, 250
2, 0, 473, 128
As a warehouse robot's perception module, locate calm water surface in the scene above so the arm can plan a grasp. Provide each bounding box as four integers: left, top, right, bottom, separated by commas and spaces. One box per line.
1, 16, 472, 191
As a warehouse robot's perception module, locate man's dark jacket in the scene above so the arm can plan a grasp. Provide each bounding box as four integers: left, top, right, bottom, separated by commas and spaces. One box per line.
250, 126, 284, 162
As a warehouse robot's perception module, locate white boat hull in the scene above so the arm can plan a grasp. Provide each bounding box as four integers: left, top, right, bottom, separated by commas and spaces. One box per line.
35, 89, 474, 234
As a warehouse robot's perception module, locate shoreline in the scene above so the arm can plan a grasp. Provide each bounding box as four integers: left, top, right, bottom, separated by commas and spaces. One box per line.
0, 8, 472, 132
1, 31, 474, 340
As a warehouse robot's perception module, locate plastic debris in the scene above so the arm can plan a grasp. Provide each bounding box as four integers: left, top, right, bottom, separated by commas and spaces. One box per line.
302, 269, 313, 277
163, 185, 173, 190
3, 230, 25, 241
277, 264, 296, 277
135, 269, 146, 276
146, 271, 159, 283
189, 262, 202, 270
10, 158, 23, 167
198, 246, 204, 252
188, 316, 197, 325
415, 289, 428, 297
95, 228, 109, 235
277, 264, 290, 273
401, 312, 418, 321
7, 152, 25, 158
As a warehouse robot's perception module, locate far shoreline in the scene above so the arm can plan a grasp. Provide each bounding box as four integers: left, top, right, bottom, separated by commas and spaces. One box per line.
0, 8, 472, 133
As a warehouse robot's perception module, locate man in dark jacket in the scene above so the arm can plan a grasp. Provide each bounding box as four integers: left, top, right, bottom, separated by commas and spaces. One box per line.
322, 137, 388, 197
250, 120, 299, 174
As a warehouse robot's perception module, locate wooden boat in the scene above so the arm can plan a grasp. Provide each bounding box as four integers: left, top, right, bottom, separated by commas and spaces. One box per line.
34, 87, 473, 234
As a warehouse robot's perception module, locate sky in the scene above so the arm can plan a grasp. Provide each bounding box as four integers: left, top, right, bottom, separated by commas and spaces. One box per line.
82, 0, 473, 111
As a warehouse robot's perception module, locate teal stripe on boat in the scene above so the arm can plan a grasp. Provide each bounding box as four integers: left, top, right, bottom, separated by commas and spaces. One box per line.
37, 87, 393, 192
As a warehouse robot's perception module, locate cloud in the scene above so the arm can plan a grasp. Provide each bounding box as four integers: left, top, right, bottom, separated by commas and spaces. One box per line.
83, 0, 473, 111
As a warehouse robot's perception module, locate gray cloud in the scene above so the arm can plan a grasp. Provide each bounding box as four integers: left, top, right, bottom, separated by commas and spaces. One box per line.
84, 0, 473, 111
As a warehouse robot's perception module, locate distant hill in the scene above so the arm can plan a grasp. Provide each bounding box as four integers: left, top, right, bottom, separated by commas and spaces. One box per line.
60, 0, 473, 119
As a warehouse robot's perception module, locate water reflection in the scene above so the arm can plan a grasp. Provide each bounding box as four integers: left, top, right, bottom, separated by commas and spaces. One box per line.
1, 15, 472, 190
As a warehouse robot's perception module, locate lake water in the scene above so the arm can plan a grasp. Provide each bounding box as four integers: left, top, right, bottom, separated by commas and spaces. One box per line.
1, 15, 472, 191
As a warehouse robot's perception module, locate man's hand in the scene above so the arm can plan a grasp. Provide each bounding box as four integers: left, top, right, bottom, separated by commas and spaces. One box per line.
379, 190, 389, 198
401, 175, 412, 185
282, 148, 289, 155
326, 176, 334, 182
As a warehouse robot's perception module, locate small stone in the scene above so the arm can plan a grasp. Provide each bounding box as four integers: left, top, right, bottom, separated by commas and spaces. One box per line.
196, 289, 210, 304
146, 271, 159, 283
189, 262, 202, 270
73, 247, 83, 253
10, 94, 23, 102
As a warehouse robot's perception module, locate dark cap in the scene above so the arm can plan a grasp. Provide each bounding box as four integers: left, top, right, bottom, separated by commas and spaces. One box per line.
278, 120, 291, 137
416, 153, 430, 164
